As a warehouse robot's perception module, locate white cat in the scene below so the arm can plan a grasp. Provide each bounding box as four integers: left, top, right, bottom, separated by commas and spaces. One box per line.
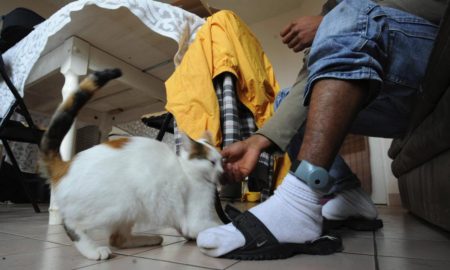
39, 69, 223, 260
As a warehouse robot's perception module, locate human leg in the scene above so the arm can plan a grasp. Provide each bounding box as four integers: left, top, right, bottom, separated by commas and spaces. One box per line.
300, 79, 368, 168
198, 0, 438, 259
298, 79, 383, 227
272, 111, 375, 222
198, 0, 379, 258
275, 80, 378, 222
299, 0, 438, 225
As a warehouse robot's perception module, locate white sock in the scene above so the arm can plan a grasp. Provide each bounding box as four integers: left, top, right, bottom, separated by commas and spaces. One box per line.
197, 173, 323, 257
322, 187, 378, 220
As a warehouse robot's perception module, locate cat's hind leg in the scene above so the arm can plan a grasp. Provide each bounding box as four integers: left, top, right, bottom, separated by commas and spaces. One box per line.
64, 222, 112, 260
109, 224, 163, 249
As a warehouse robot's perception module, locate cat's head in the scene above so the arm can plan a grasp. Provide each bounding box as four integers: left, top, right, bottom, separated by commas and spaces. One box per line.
180, 132, 223, 184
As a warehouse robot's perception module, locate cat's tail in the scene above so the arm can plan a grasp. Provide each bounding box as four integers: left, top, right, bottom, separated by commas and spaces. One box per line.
39, 68, 122, 185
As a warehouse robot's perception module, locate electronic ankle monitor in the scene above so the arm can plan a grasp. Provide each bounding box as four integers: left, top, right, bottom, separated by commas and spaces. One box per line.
290, 160, 333, 192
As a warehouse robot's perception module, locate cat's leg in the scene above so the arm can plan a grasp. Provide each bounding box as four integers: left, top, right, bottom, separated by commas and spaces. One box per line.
109, 224, 163, 249
63, 222, 112, 260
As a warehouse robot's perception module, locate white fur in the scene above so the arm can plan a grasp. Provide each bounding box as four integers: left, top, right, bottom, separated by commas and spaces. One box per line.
53, 135, 223, 260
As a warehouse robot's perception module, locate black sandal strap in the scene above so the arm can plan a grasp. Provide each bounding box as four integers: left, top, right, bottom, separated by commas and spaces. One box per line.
232, 211, 279, 250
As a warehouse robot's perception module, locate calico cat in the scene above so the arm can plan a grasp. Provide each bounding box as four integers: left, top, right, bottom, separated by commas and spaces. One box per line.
39, 69, 223, 260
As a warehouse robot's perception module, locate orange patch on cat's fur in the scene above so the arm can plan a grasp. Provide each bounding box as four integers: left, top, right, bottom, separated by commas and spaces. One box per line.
105, 138, 130, 149
189, 141, 210, 159
45, 152, 71, 186
109, 232, 127, 247
61, 94, 76, 111
79, 77, 98, 92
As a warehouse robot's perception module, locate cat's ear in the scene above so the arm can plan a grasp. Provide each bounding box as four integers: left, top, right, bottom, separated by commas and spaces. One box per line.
180, 132, 196, 152
180, 132, 209, 159
201, 131, 214, 145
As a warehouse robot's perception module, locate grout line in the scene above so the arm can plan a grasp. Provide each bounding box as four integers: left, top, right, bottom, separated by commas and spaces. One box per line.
373, 231, 380, 270
142, 232, 185, 238
73, 255, 125, 270
224, 260, 241, 269
373, 235, 450, 243
375, 254, 450, 262
341, 251, 375, 256
127, 254, 222, 270
0, 231, 70, 246
126, 239, 187, 257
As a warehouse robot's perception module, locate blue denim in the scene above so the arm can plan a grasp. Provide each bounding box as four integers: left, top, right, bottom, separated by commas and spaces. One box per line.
306, 0, 438, 138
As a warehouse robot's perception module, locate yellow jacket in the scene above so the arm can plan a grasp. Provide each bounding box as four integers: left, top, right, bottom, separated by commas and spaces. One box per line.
165, 10, 290, 186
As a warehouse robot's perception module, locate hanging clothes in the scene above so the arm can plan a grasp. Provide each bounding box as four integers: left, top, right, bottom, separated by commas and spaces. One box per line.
166, 10, 290, 187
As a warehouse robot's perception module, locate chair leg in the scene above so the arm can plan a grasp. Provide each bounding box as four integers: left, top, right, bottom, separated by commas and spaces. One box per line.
1, 140, 41, 213
156, 113, 173, 141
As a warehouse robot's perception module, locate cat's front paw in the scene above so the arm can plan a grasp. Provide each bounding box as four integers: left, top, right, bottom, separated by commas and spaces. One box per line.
91, 246, 112, 260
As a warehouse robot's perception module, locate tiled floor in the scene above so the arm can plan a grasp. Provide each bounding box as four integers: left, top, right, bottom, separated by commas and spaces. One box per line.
1, 203, 449, 270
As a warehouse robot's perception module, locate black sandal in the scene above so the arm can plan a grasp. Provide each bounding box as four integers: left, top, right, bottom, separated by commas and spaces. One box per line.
225, 203, 383, 232
323, 217, 384, 231
221, 211, 343, 260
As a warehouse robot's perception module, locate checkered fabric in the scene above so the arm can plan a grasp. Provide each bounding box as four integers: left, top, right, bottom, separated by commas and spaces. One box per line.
174, 72, 274, 194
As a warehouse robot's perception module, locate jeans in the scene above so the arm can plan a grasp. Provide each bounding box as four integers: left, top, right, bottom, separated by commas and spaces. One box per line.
278, 0, 438, 193
307, 0, 438, 137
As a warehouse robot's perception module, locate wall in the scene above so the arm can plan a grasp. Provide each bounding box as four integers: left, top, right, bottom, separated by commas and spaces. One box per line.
248, 1, 324, 89
0, 0, 60, 18
369, 138, 400, 205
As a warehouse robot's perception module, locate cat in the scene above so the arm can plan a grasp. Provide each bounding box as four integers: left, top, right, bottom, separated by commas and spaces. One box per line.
39, 68, 224, 260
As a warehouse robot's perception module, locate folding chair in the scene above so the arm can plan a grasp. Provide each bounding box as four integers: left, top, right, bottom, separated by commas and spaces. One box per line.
0, 8, 46, 212
141, 112, 174, 141
0, 55, 46, 212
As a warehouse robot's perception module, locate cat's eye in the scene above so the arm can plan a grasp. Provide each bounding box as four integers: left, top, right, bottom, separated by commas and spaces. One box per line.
209, 160, 216, 166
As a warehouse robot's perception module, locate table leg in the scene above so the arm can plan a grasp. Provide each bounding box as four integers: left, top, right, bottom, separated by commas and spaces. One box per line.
48, 37, 89, 225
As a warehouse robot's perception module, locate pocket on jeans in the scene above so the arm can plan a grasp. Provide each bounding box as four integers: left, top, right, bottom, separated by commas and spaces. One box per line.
385, 18, 437, 90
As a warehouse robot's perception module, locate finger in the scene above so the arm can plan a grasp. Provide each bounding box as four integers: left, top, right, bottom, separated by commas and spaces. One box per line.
287, 35, 299, 49
293, 42, 306, 53
225, 169, 238, 183
231, 164, 246, 181
227, 163, 243, 182
225, 162, 234, 173
280, 22, 293, 37
221, 148, 238, 163
222, 165, 238, 184
220, 147, 230, 158
281, 30, 296, 44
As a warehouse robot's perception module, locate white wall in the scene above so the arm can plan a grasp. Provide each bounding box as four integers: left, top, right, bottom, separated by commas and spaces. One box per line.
248, 1, 325, 89
369, 138, 399, 205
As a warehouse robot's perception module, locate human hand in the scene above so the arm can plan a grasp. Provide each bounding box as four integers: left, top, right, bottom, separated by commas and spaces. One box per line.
280, 16, 323, 52
220, 135, 272, 184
